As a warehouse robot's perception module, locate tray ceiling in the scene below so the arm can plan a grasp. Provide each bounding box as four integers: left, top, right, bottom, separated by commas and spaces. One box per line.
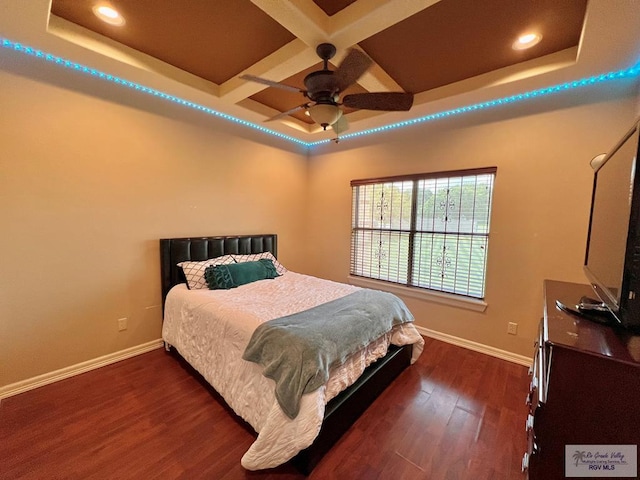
46, 0, 589, 136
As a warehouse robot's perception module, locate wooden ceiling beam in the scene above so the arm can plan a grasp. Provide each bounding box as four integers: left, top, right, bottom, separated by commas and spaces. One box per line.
219, 39, 317, 103
223, 1, 331, 104
251, 0, 329, 48
328, 0, 441, 47
246, 0, 418, 96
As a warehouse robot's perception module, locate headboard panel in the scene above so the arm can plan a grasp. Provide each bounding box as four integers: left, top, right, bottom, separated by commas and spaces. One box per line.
160, 234, 277, 307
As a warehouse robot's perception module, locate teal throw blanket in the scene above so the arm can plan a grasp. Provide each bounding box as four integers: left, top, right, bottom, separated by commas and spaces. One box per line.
242, 289, 414, 419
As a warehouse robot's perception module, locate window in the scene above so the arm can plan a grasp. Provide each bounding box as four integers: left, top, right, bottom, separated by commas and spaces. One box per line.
350, 168, 496, 299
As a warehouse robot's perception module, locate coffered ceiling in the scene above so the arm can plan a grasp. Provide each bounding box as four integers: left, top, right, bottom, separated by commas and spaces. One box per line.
1, 0, 640, 145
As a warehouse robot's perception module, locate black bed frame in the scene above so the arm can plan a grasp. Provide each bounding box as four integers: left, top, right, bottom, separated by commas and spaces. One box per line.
159, 234, 412, 474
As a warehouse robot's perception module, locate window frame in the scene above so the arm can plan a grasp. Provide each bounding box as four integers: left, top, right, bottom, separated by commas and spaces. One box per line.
350, 167, 497, 304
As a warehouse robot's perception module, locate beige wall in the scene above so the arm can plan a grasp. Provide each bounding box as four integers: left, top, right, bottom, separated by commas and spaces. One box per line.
0, 66, 309, 387
305, 84, 640, 357
2, 53, 639, 389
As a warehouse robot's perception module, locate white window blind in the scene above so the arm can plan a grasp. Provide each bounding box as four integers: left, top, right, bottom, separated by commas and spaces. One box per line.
351, 168, 496, 299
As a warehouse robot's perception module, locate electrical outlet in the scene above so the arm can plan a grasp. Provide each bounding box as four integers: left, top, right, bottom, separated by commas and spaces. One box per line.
118, 318, 128, 331
507, 322, 518, 335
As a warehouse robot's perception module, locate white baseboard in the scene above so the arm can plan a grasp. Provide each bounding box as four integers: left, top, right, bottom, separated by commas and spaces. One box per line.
0, 332, 530, 400
0, 339, 164, 400
415, 326, 532, 367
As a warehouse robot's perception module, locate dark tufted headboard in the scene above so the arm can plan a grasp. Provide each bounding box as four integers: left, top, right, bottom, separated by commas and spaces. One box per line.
160, 234, 277, 307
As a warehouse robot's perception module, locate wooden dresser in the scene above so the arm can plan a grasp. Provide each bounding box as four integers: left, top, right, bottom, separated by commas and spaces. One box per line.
523, 280, 640, 479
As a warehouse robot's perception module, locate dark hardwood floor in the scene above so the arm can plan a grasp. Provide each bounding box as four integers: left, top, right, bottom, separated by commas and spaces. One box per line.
0, 337, 530, 479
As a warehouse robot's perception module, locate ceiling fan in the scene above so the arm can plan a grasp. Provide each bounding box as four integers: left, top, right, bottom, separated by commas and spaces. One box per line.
240, 43, 414, 132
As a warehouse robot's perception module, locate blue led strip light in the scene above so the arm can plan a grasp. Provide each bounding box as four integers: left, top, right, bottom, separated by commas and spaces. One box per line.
0, 38, 308, 147
2, 37, 639, 149
308, 63, 640, 147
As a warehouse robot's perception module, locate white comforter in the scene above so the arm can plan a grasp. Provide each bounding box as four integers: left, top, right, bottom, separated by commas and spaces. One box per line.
162, 271, 424, 470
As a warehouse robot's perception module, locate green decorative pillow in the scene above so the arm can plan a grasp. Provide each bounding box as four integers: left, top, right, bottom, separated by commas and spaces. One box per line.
205, 259, 279, 290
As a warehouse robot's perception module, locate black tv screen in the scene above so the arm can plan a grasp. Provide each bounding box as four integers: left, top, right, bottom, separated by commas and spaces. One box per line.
584, 120, 640, 329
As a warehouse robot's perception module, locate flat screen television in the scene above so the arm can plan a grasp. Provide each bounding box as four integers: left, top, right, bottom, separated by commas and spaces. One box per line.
583, 119, 640, 330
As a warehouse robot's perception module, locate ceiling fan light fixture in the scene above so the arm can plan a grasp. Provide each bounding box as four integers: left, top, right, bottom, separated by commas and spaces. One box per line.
307, 103, 342, 130
92, 4, 126, 26
512, 32, 542, 50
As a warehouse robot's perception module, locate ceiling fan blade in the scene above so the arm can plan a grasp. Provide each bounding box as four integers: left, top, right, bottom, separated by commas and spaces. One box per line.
334, 49, 373, 92
331, 115, 349, 135
342, 92, 414, 111
240, 74, 304, 93
265, 103, 309, 122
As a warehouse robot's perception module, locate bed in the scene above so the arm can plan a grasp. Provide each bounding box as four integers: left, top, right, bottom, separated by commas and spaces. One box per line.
160, 234, 424, 472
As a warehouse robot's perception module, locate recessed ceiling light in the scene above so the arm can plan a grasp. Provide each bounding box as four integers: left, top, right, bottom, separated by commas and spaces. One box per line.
92, 4, 125, 26
512, 32, 542, 50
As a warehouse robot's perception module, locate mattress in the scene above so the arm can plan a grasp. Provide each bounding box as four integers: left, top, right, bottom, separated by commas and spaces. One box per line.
162, 271, 424, 470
